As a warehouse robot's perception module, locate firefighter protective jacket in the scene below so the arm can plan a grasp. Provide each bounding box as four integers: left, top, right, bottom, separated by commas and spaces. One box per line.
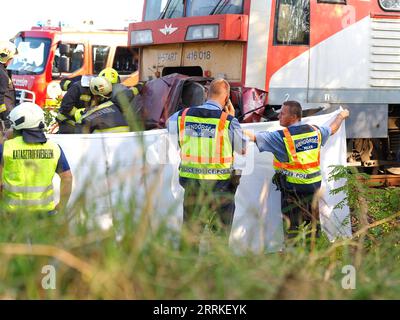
58, 81, 93, 121
77, 100, 129, 133
0, 63, 16, 120
112, 82, 143, 115
60, 75, 82, 92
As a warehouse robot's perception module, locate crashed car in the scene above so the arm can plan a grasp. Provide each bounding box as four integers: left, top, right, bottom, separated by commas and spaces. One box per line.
134, 73, 277, 130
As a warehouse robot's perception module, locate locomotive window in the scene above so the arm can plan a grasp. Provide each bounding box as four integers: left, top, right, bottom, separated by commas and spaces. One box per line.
274, 0, 310, 45
186, 0, 244, 16
379, 0, 400, 11
144, 0, 184, 20
317, 0, 346, 4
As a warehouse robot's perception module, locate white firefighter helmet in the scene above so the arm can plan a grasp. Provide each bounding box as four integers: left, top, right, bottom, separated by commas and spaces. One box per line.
9, 102, 45, 130
0, 41, 17, 64
90, 76, 112, 98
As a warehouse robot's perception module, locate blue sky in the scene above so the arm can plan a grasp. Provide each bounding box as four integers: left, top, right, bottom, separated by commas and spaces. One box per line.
0, 0, 144, 41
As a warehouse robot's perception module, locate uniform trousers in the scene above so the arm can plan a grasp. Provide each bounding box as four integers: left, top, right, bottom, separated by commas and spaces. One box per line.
180, 176, 240, 252
281, 189, 320, 239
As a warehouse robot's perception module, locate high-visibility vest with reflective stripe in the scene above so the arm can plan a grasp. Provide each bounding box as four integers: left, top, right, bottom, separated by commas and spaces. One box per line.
273, 124, 322, 186
2, 136, 60, 212
177, 107, 233, 180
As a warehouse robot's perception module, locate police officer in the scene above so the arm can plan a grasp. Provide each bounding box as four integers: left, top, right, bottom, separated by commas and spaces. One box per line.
56, 76, 94, 133
0, 102, 73, 214
76, 77, 129, 133
0, 41, 17, 123
168, 78, 248, 252
245, 101, 349, 239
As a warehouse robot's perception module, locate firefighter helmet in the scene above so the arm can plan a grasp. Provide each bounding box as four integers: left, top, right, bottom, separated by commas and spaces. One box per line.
9, 102, 45, 130
0, 41, 17, 64
90, 76, 112, 98
99, 67, 120, 84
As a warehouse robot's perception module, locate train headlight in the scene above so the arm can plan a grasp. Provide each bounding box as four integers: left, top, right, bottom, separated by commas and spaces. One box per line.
47, 81, 62, 100
131, 30, 153, 45
186, 25, 219, 41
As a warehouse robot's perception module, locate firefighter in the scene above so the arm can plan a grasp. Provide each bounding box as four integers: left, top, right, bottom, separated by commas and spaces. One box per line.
0, 102, 73, 214
98, 67, 144, 113
167, 78, 248, 252
56, 76, 94, 134
98, 67, 145, 129
244, 101, 349, 240
76, 77, 129, 133
59, 75, 83, 92
0, 41, 17, 123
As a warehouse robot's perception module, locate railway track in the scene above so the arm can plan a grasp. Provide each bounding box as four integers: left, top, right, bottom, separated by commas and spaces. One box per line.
357, 174, 400, 187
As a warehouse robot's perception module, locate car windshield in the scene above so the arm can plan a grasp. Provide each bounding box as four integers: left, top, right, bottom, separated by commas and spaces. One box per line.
7, 37, 51, 75
144, 0, 184, 21
186, 0, 244, 16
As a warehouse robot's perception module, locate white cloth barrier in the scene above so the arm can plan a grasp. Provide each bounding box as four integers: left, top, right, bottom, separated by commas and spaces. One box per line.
49, 109, 350, 252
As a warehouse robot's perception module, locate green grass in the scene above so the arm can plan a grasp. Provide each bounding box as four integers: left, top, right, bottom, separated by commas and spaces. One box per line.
0, 167, 399, 299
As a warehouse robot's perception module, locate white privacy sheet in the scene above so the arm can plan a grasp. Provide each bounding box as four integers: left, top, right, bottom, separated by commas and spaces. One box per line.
49, 109, 350, 252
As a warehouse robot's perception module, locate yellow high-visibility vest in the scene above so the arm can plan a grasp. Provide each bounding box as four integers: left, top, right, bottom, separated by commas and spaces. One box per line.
273, 125, 322, 186
2, 136, 60, 212
177, 108, 233, 180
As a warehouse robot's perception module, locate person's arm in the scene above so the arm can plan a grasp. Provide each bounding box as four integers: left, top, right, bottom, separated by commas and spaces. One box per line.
330, 109, 350, 135
0, 165, 2, 197
56, 170, 72, 212
223, 99, 235, 117
230, 118, 248, 155
167, 112, 180, 151
59, 84, 80, 117
0, 73, 8, 116
234, 129, 247, 155
167, 112, 179, 134
243, 129, 288, 161
243, 129, 256, 142
223, 100, 248, 155
54, 146, 72, 212
0, 143, 3, 197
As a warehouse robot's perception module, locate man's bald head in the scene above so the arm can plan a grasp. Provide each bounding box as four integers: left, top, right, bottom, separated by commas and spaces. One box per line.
208, 78, 230, 107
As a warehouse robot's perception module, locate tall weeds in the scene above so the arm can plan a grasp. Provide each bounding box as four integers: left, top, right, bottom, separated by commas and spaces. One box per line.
0, 166, 399, 299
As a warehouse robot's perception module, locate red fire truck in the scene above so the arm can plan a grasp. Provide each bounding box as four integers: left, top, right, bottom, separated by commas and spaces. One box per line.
8, 26, 139, 108
128, 0, 400, 170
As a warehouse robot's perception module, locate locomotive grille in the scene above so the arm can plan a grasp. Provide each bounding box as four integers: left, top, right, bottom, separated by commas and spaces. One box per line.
370, 18, 400, 87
